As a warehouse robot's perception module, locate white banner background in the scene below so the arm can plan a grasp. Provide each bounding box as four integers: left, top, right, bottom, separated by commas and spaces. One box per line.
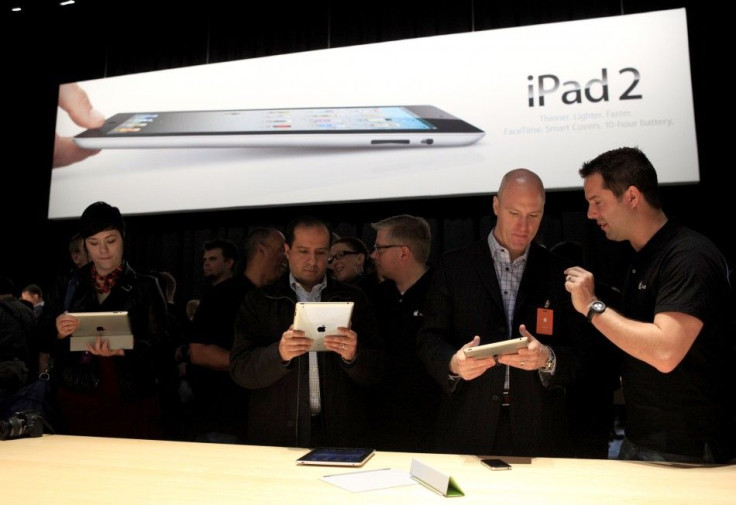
50, 8, 697, 219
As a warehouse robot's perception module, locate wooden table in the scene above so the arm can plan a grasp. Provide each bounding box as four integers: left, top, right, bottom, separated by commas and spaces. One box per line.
1, 435, 734, 504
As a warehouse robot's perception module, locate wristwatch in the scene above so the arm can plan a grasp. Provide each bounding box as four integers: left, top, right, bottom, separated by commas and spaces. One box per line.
586, 300, 607, 322
539, 346, 556, 373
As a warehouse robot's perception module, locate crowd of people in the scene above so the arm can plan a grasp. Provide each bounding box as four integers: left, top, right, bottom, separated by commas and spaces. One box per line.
1, 146, 734, 464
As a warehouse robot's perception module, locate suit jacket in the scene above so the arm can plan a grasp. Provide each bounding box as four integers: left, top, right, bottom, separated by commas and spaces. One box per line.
417, 239, 593, 456
230, 275, 384, 448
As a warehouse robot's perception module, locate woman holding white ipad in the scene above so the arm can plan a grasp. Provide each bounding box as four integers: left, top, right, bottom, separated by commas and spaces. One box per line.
41, 201, 168, 439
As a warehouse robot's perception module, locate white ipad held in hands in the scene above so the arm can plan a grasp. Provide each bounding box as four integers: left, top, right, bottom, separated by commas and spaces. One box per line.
68, 311, 134, 351
463, 336, 530, 359
293, 302, 354, 352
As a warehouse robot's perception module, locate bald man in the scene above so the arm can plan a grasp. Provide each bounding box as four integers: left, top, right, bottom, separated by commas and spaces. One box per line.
417, 169, 606, 457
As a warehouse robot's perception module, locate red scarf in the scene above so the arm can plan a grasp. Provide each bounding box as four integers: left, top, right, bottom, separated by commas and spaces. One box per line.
91, 264, 123, 294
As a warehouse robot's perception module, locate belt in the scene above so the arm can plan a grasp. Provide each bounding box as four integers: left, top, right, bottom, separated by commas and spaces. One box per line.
502, 390, 510, 407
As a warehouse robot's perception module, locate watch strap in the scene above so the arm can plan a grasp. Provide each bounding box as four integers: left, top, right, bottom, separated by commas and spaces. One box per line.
539, 346, 556, 373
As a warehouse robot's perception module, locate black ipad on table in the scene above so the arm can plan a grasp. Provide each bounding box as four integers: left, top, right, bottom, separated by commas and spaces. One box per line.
296, 447, 376, 467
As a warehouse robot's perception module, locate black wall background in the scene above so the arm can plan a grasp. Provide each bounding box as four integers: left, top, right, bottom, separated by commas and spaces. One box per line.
1, 0, 728, 305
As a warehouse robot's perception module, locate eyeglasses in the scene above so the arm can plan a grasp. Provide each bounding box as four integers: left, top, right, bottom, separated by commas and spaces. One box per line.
327, 251, 359, 264
372, 244, 405, 253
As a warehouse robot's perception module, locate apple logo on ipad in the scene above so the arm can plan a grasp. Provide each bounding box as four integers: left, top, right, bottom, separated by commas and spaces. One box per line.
317, 325, 326, 332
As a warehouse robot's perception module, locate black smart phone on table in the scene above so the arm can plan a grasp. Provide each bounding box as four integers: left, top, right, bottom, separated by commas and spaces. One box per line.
481, 458, 512, 470
73, 105, 485, 149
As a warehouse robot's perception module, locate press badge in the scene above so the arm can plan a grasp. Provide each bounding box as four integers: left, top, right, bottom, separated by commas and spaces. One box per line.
536, 307, 554, 335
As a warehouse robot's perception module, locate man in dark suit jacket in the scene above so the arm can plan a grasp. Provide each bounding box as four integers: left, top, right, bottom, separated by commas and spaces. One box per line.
230, 216, 384, 448
417, 169, 601, 457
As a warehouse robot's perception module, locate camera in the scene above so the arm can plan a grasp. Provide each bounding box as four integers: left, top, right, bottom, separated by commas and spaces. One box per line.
0, 410, 45, 441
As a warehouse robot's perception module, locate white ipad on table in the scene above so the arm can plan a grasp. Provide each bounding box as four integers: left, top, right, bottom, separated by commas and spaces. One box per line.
68, 311, 133, 351
293, 302, 354, 352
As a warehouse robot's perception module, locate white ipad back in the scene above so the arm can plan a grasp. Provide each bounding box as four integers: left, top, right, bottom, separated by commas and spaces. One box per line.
68, 311, 133, 351
293, 302, 354, 351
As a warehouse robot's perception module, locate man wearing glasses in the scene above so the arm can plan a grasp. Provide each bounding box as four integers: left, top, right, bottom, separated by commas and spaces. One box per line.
366, 214, 440, 452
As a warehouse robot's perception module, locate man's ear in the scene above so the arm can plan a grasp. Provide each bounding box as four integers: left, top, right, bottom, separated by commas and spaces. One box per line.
625, 185, 641, 208
492, 195, 500, 216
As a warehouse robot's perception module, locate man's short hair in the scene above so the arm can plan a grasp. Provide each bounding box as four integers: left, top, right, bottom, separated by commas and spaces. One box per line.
203, 238, 240, 269
243, 227, 282, 262
579, 146, 662, 209
285, 216, 331, 247
371, 214, 431, 263
21, 284, 43, 299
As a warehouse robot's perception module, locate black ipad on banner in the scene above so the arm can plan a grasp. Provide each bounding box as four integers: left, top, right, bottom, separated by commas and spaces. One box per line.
296, 447, 376, 467
293, 301, 354, 352
73, 105, 485, 149
463, 336, 530, 359
68, 311, 133, 351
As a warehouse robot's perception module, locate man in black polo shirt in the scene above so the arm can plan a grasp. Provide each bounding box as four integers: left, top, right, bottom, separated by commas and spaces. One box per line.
188, 231, 285, 443
565, 147, 736, 463
367, 214, 439, 452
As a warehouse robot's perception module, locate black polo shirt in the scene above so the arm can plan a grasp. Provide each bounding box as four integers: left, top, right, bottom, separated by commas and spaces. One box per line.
620, 221, 736, 461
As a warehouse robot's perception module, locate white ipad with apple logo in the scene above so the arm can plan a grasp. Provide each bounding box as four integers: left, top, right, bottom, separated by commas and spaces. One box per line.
293, 301, 354, 352
67, 311, 133, 352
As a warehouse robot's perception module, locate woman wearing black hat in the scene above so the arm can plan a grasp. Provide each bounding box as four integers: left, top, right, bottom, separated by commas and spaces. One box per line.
41, 201, 168, 439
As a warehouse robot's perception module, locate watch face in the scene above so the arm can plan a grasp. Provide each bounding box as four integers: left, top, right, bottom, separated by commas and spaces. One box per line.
587, 300, 606, 322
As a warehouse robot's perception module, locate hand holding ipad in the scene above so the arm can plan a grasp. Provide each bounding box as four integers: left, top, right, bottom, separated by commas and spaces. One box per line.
67, 311, 133, 351
293, 302, 354, 352
463, 336, 529, 359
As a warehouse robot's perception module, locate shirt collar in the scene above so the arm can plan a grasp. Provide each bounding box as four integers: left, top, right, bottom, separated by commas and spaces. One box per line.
487, 228, 529, 265
289, 272, 328, 301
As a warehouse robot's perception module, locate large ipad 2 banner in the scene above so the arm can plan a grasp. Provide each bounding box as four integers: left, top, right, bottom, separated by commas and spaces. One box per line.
49, 8, 697, 219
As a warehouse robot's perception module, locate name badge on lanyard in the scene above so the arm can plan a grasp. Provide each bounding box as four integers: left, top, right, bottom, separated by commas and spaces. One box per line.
536, 300, 554, 335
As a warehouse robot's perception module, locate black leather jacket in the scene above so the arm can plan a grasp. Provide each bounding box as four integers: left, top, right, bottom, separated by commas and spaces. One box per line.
41, 261, 168, 401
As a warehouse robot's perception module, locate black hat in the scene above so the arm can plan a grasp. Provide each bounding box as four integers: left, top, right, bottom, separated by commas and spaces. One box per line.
80, 201, 126, 239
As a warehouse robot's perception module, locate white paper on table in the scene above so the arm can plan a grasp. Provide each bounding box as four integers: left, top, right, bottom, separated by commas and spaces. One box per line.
321, 468, 418, 492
